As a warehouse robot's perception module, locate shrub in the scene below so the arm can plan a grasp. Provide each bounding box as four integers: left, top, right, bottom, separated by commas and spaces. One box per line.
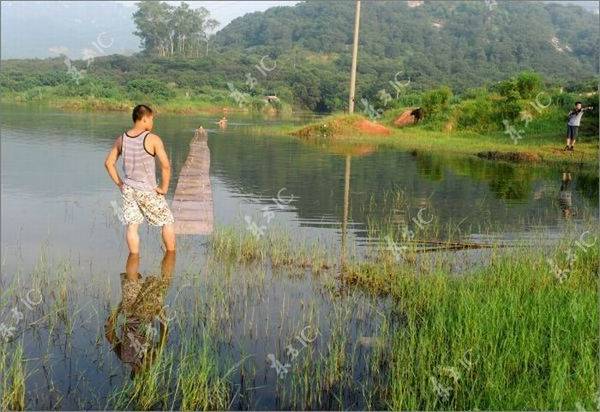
496, 91, 523, 122
515, 71, 542, 99
551, 92, 576, 110
126, 79, 175, 101
421, 86, 452, 117
454, 95, 497, 133
493, 80, 518, 98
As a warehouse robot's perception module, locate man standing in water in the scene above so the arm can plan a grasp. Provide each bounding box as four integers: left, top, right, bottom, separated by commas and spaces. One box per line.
104, 104, 176, 253
565, 101, 593, 151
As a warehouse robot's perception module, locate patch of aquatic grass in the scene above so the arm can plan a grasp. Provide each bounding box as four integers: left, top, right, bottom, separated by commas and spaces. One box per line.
341, 239, 599, 410
108, 349, 175, 410
211, 225, 332, 273
281, 291, 392, 410
176, 336, 231, 411
210, 226, 266, 263
318, 306, 352, 409
0, 344, 26, 411
268, 231, 331, 273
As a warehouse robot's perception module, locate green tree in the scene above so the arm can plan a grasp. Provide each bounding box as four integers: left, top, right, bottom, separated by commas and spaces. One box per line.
422, 86, 453, 117
133, 1, 218, 58
515, 71, 542, 99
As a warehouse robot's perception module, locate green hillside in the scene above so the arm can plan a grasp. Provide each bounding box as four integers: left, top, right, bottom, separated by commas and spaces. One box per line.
215, 1, 598, 89
1, 1, 597, 113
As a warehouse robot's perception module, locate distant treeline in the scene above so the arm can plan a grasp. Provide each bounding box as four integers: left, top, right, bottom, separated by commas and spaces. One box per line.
1, 1, 598, 118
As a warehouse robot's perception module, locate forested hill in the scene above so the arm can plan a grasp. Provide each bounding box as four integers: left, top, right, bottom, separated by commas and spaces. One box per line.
214, 0, 598, 90
1, 1, 597, 113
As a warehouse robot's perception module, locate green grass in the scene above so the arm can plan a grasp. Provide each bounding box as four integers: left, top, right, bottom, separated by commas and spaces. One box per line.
344, 233, 599, 410
177, 337, 231, 411
210, 225, 331, 272
208, 222, 599, 409
249, 113, 597, 165
0, 344, 26, 411
2, 221, 598, 410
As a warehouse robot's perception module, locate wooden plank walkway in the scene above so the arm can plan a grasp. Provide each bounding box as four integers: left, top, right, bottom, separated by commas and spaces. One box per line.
171, 127, 214, 235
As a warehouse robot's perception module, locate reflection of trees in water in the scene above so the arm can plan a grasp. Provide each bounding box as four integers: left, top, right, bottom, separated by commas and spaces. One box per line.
486, 164, 532, 201
412, 152, 444, 182
209, 134, 598, 232
574, 172, 599, 203
415, 153, 533, 201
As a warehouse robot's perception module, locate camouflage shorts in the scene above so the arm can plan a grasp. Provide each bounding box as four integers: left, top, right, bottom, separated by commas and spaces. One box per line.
121, 184, 175, 226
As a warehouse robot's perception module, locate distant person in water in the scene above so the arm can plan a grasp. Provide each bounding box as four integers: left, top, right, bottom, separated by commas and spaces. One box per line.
104, 104, 176, 253
565, 102, 593, 151
217, 116, 228, 128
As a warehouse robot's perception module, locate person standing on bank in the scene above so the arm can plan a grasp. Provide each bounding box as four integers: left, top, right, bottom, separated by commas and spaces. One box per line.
565, 101, 593, 151
104, 104, 176, 253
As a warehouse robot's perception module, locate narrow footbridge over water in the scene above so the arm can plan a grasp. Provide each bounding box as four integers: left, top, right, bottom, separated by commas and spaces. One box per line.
171, 127, 214, 235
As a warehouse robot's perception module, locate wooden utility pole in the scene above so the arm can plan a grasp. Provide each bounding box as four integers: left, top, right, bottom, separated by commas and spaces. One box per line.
348, 0, 361, 114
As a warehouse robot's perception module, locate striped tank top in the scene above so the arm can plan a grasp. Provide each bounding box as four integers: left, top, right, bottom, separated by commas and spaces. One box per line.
121, 130, 156, 191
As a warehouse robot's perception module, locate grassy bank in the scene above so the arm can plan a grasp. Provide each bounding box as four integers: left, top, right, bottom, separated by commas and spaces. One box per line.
248, 113, 597, 165
1, 90, 292, 116
345, 234, 599, 409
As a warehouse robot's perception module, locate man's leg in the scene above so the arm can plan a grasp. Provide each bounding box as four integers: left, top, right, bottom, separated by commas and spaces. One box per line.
121, 185, 144, 253
126, 223, 140, 254
162, 223, 176, 251
135, 190, 176, 251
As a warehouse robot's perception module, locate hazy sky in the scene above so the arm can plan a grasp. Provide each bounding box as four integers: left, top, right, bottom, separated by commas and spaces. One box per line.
116, 1, 300, 30
0, 1, 301, 59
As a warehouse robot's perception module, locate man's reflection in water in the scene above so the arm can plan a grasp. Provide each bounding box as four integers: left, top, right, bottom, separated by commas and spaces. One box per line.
559, 172, 573, 219
105, 251, 175, 378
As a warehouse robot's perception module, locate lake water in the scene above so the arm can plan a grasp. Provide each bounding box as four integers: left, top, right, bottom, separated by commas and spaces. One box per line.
1, 104, 597, 409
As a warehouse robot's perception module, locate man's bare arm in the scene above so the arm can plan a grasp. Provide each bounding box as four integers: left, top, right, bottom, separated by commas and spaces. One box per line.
104, 136, 123, 188
150, 134, 171, 195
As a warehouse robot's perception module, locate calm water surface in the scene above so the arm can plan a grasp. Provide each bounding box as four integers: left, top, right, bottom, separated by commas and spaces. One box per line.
2, 105, 597, 265
0, 104, 597, 409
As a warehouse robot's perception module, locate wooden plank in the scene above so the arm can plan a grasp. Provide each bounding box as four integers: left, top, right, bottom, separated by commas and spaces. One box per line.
171, 127, 214, 235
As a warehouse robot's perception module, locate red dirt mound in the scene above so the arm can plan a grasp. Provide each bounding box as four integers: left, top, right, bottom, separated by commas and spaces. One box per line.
394, 108, 418, 127
356, 119, 391, 135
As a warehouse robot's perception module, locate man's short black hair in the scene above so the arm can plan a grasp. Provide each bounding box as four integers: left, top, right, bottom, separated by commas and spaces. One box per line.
132, 104, 153, 122
575, 101, 582, 105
